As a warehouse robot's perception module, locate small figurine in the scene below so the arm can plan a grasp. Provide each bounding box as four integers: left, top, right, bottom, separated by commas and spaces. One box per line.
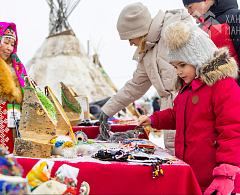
75, 131, 88, 142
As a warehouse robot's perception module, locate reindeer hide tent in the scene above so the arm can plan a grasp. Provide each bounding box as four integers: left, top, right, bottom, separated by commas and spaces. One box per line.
25, 30, 116, 103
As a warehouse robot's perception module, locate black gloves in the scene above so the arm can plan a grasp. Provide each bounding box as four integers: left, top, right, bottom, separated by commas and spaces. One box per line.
99, 111, 110, 140
99, 111, 109, 124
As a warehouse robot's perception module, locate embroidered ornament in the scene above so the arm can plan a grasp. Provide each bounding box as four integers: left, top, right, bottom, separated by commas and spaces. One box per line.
192, 96, 199, 104
75, 131, 88, 142
3, 28, 16, 41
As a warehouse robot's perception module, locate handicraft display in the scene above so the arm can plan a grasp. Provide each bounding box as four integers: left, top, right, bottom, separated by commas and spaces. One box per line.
0, 146, 29, 194
13, 77, 75, 158
61, 82, 82, 126
27, 159, 90, 195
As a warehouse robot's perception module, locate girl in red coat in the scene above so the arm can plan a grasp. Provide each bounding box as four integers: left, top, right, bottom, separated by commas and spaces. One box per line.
138, 21, 240, 194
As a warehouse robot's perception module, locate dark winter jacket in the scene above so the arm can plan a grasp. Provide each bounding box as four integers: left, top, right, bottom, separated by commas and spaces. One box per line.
199, 0, 240, 84
151, 48, 240, 192
152, 100, 160, 113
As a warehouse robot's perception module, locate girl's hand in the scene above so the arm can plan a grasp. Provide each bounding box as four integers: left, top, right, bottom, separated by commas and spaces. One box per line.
138, 115, 151, 126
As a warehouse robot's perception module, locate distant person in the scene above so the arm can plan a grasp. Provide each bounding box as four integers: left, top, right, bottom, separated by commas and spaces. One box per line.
0, 22, 28, 153
136, 104, 144, 115
141, 106, 147, 115
138, 21, 240, 195
183, 0, 240, 85
152, 97, 160, 113
99, 2, 216, 155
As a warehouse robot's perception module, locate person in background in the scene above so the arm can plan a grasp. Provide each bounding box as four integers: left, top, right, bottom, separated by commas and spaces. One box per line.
138, 21, 240, 194
0, 22, 27, 152
99, 2, 216, 155
141, 106, 147, 115
183, 0, 240, 85
136, 104, 144, 115
152, 97, 160, 113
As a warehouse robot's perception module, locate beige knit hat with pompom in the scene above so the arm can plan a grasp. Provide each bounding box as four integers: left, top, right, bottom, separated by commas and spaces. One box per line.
164, 21, 215, 78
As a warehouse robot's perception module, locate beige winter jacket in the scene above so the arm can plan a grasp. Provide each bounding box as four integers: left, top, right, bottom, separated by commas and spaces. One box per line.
102, 9, 216, 154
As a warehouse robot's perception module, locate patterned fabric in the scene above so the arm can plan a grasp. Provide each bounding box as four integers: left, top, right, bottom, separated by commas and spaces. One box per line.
0, 22, 27, 89
3, 28, 16, 40
0, 102, 14, 152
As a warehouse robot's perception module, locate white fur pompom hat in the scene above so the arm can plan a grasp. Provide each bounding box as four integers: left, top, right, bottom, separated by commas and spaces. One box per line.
164, 21, 215, 78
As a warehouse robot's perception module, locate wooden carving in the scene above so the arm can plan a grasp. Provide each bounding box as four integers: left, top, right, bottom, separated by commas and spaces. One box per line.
61, 82, 81, 126
13, 139, 53, 158
18, 77, 57, 144
14, 76, 57, 158
45, 86, 69, 136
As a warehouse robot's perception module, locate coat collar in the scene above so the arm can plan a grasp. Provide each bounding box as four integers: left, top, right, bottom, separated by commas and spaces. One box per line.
179, 79, 205, 94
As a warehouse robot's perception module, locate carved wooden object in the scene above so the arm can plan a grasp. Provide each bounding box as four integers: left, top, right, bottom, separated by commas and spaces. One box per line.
45, 86, 69, 136
61, 82, 81, 125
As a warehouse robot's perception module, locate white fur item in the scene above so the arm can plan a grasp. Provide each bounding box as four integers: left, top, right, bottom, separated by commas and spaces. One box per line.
51, 136, 74, 156
52, 146, 63, 155
164, 21, 190, 50
75, 145, 91, 156
62, 147, 77, 159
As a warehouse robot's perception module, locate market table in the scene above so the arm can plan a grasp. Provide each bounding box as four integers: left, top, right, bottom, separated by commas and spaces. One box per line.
72, 125, 149, 139
15, 125, 202, 194
16, 148, 202, 194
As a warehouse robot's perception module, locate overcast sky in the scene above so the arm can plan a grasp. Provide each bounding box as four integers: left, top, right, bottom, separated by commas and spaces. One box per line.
1, 0, 240, 99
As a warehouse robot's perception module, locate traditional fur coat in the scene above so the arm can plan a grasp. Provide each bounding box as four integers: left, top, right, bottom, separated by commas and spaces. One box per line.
0, 57, 23, 105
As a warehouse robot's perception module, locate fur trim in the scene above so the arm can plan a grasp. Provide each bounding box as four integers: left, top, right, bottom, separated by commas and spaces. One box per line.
200, 48, 238, 86
164, 21, 190, 50
0, 57, 22, 105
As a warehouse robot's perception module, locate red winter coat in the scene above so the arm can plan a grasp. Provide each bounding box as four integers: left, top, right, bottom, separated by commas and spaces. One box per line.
151, 48, 240, 191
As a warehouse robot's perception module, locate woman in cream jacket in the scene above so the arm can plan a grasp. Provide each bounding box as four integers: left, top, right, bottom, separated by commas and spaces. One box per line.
100, 2, 216, 154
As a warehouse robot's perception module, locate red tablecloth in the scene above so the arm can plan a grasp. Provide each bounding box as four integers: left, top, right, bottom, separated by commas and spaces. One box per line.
15, 125, 202, 194
72, 125, 149, 140
16, 153, 202, 194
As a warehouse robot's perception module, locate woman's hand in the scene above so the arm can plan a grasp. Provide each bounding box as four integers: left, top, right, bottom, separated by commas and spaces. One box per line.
138, 115, 151, 126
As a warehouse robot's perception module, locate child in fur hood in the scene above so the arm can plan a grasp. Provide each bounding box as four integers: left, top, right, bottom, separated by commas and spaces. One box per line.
138, 21, 240, 194
0, 22, 27, 153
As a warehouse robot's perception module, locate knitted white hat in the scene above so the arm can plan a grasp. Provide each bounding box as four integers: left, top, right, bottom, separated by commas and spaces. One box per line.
164, 21, 215, 78
117, 2, 152, 40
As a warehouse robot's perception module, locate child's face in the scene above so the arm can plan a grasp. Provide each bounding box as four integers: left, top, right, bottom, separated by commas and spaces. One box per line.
171, 61, 196, 84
